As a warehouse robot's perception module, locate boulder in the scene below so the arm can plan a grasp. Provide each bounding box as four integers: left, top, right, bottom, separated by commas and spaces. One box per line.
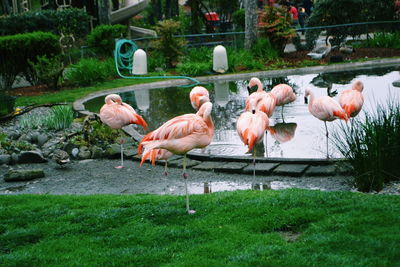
4, 168, 45, 182
106, 144, 121, 159
37, 134, 49, 147
0, 154, 11, 165
91, 146, 104, 159
19, 151, 47, 163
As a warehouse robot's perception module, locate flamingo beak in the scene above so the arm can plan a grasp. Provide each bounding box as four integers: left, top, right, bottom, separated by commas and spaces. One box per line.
252, 109, 256, 114
304, 96, 308, 104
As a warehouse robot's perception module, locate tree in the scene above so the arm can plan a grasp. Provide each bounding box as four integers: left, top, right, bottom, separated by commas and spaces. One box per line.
244, 0, 257, 49
98, 0, 110, 25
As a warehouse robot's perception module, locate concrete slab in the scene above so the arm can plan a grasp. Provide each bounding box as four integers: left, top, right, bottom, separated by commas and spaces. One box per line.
213, 162, 248, 173
192, 161, 221, 171
242, 163, 279, 175
168, 158, 201, 168
335, 162, 354, 175
305, 165, 337, 176
272, 164, 309, 177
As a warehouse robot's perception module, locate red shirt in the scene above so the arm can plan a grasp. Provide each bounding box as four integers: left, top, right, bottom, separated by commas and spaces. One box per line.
289, 6, 298, 20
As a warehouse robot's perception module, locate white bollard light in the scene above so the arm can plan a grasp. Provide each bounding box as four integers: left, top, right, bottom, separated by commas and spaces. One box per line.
214, 81, 230, 108
134, 89, 150, 112
213, 45, 228, 73
132, 49, 147, 75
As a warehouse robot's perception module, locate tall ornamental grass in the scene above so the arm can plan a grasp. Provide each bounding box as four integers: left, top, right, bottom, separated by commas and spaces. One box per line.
332, 101, 400, 192
44, 105, 74, 130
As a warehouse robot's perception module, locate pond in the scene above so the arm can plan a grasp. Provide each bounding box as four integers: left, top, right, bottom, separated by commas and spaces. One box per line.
84, 66, 400, 159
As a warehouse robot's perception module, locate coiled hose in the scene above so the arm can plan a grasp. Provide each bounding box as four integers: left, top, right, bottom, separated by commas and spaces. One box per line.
114, 39, 200, 87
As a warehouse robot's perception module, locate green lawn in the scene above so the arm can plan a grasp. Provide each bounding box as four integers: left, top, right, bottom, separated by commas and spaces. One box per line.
1, 189, 399, 266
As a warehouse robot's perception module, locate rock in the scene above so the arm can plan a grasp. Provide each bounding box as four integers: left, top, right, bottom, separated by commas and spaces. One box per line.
91, 146, 104, 159
19, 151, 47, 163
71, 148, 79, 158
4, 168, 45, 182
11, 153, 19, 164
123, 148, 136, 157
37, 134, 48, 147
0, 154, 11, 165
106, 144, 121, 159
28, 131, 40, 143
392, 80, 400, 87
78, 148, 91, 160
63, 141, 79, 155
8, 131, 21, 140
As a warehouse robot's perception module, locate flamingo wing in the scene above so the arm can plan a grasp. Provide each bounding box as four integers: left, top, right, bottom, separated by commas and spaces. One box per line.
311, 96, 348, 121
271, 84, 296, 106
237, 111, 269, 152
339, 90, 364, 118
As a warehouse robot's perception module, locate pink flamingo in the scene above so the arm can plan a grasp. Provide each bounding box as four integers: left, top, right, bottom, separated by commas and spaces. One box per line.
140, 86, 211, 174
190, 86, 210, 110
270, 83, 297, 120
100, 94, 147, 168
269, 122, 297, 144
138, 102, 214, 214
237, 99, 269, 178
339, 80, 364, 118
304, 88, 348, 158
246, 77, 276, 117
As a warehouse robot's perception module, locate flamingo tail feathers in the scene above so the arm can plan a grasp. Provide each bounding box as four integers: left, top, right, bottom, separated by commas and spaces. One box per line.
132, 114, 148, 130
333, 110, 348, 122
247, 134, 257, 153
140, 149, 158, 166
343, 104, 355, 118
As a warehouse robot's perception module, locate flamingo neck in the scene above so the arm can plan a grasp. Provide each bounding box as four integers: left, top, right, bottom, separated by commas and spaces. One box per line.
256, 80, 264, 92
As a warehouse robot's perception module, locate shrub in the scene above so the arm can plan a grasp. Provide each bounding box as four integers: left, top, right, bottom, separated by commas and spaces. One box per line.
227, 48, 264, 71
232, 9, 245, 31
258, 5, 296, 56
86, 24, 128, 57
28, 55, 64, 90
44, 105, 74, 131
332, 101, 400, 192
0, 32, 61, 90
65, 58, 117, 87
354, 32, 400, 49
251, 38, 279, 60
0, 8, 90, 37
150, 19, 186, 67
176, 62, 212, 76
0, 94, 16, 117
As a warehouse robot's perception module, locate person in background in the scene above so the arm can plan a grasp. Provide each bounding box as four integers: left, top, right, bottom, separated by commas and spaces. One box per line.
298, 7, 308, 34
302, 0, 313, 16
288, 3, 299, 27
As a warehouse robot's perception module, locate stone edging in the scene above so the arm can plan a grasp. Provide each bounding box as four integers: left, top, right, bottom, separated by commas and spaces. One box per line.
73, 58, 400, 176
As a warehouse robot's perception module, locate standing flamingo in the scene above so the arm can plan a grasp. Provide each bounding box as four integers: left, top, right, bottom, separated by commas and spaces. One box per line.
100, 94, 147, 168
139, 86, 211, 174
270, 83, 297, 121
304, 88, 348, 158
190, 86, 210, 110
237, 99, 269, 178
339, 80, 364, 119
138, 102, 214, 214
246, 77, 276, 117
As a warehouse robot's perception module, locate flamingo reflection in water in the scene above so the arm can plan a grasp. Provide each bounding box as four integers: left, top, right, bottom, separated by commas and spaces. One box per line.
265, 122, 297, 157
270, 83, 297, 122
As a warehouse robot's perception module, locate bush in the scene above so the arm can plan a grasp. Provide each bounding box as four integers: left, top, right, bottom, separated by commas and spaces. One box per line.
65, 58, 117, 87
86, 24, 128, 57
0, 8, 90, 37
354, 32, 400, 49
332, 101, 400, 192
28, 55, 64, 89
0, 32, 61, 90
44, 105, 74, 131
227, 48, 264, 71
176, 62, 212, 76
150, 19, 186, 67
0, 94, 16, 117
251, 38, 279, 60
232, 9, 245, 31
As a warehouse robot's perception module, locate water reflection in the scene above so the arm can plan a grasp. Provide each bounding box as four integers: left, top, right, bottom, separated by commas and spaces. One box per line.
84, 67, 400, 158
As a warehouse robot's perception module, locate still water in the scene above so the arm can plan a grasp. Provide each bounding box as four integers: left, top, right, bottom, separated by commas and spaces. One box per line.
84, 67, 400, 159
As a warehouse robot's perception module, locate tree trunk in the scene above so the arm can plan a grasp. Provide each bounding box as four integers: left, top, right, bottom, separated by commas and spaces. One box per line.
189, 0, 201, 34
244, 0, 258, 50
98, 0, 110, 25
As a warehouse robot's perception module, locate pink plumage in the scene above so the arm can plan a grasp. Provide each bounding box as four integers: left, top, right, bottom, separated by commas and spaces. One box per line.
271, 83, 297, 106
236, 110, 269, 153
305, 88, 348, 122
189, 86, 210, 111
339, 80, 364, 118
100, 94, 147, 130
245, 77, 276, 117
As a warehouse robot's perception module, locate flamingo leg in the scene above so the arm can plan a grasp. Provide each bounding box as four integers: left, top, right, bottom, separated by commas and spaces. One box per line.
115, 143, 124, 169
264, 131, 268, 157
281, 105, 285, 122
253, 147, 256, 181
182, 155, 195, 214
164, 160, 168, 176
324, 121, 329, 159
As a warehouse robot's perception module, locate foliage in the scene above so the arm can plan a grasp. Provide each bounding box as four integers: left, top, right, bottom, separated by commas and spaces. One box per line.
307, 0, 396, 43
258, 5, 296, 56
19, 115, 43, 130
251, 37, 279, 60
0, 31, 61, 90
0, 94, 16, 116
150, 19, 187, 67
44, 105, 74, 131
0, 134, 35, 154
227, 48, 264, 71
0, 190, 400, 265
332, 101, 400, 192
354, 32, 400, 49
176, 62, 212, 76
90, 120, 121, 145
86, 24, 128, 57
28, 55, 64, 90
65, 58, 116, 87
0, 8, 90, 37
147, 51, 168, 73
232, 9, 245, 31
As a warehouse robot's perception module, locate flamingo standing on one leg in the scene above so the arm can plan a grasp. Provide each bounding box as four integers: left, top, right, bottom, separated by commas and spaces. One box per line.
270, 83, 297, 121
237, 99, 269, 179
100, 94, 147, 168
190, 86, 210, 110
339, 80, 364, 119
138, 102, 214, 214
304, 88, 348, 158
139, 86, 211, 173
246, 77, 276, 117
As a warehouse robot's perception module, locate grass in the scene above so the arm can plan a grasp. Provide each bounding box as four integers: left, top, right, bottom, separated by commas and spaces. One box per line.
14, 77, 165, 106
0, 189, 399, 266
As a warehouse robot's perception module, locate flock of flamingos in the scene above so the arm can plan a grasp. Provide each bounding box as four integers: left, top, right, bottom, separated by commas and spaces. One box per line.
99, 77, 364, 213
